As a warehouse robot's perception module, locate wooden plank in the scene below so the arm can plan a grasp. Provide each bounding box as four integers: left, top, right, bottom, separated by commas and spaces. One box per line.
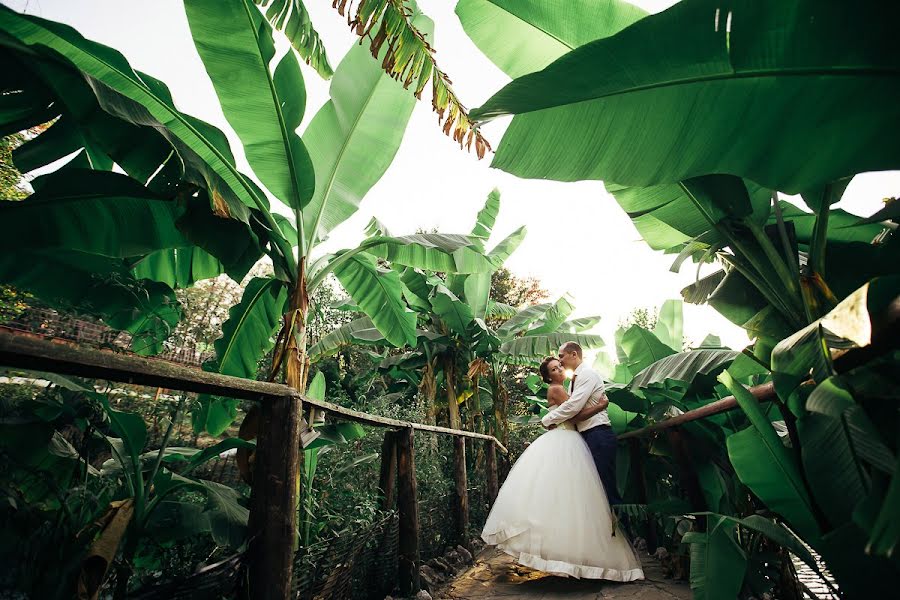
618, 382, 775, 440
485, 440, 499, 506
0, 329, 508, 451
453, 436, 469, 550
307, 394, 509, 452
0, 329, 292, 402
378, 430, 398, 511
397, 427, 420, 596
247, 393, 301, 600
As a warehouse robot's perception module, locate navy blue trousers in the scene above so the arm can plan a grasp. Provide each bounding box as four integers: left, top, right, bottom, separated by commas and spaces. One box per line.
581, 425, 622, 505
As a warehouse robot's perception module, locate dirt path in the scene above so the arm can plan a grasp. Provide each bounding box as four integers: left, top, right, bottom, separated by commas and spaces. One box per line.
436, 548, 692, 600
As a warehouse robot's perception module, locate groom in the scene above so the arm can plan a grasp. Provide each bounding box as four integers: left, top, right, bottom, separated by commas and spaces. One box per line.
541, 342, 622, 505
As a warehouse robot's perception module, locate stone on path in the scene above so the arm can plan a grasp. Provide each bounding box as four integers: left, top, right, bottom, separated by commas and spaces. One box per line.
435, 547, 691, 600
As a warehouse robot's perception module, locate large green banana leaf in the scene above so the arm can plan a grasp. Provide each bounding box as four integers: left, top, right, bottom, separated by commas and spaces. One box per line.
618, 325, 676, 374
253, 0, 332, 79
470, 188, 500, 247
653, 299, 683, 351
0, 249, 180, 355
196, 277, 287, 435
526, 295, 574, 336
720, 371, 821, 543
207, 277, 288, 379
331, 252, 417, 348
132, 247, 224, 289
308, 317, 384, 361
362, 233, 496, 274
771, 277, 900, 402
455, 0, 646, 79
496, 301, 554, 340
7, 56, 176, 186
0, 7, 281, 225
430, 285, 475, 340
628, 349, 739, 392
472, 0, 900, 193
500, 332, 605, 361
301, 11, 433, 252
681, 516, 746, 600
184, 0, 314, 211
0, 169, 188, 257
797, 412, 867, 530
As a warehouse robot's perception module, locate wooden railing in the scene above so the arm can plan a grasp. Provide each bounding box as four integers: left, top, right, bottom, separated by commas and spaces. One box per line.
0, 329, 505, 599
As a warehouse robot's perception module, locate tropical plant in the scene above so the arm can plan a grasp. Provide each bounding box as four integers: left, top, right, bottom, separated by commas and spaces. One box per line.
460, 0, 900, 596
0, 373, 251, 599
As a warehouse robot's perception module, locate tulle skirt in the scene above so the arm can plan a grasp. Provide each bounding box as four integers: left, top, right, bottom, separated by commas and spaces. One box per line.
481, 427, 644, 581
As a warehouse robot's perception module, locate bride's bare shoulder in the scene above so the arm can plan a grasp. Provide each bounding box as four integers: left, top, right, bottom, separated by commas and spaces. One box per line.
547, 384, 568, 399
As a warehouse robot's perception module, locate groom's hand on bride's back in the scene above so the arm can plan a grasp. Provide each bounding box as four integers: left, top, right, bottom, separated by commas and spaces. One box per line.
543, 423, 557, 430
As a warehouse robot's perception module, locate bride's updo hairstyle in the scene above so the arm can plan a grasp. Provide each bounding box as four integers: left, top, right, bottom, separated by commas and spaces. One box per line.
539, 356, 556, 384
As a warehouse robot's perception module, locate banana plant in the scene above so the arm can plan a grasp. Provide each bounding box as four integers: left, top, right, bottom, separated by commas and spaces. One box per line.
460, 0, 900, 357
0, 2, 496, 433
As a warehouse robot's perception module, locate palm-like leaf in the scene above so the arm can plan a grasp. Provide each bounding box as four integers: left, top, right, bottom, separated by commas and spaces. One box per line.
0, 249, 180, 355
300, 10, 431, 251
629, 349, 739, 391
308, 317, 385, 361
254, 0, 332, 79
196, 277, 287, 435
499, 332, 605, 361
333, 0, 489, 156
0, 8, 262, 222
681, 516, 747, 600
331, 252, 417, 348
472, 0, 900, 193
720, 371, 821, 543
455, 0, 647, 79
0, 169, 185, 257
184, 0, 314, 212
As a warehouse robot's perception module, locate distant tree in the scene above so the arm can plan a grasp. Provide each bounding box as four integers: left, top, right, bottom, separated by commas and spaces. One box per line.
490, 267, 549, 307
618, 306, 659, 331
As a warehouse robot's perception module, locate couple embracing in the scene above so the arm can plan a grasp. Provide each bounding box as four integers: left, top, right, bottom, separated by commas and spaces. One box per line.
481, 342, 645, 582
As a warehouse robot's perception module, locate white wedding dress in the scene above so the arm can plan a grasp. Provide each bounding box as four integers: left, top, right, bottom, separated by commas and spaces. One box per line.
481, 423, 645, 581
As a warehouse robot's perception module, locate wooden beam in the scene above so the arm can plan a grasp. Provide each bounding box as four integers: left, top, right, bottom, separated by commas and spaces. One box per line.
453, 436, 469, 550
484, 440, 499, 506
0, 329, 508, 452
396, 427, 420, 596
618, 382, 775, 440
0, 328, 292, 403
247, 393, 301, 600
378, 430, 398, 511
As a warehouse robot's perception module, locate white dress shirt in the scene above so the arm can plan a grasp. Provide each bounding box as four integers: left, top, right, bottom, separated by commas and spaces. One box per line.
540, 361, 611, 432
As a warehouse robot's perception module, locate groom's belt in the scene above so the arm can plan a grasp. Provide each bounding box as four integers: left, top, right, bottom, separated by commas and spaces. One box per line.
580, 423, 612, 432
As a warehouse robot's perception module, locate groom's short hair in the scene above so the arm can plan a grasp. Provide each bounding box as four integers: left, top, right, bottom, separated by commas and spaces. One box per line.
560, 342, 583, 358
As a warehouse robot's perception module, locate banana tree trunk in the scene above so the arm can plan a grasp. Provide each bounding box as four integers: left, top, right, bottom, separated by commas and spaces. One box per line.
247, 260, 308, 600
445, 355, 461, 430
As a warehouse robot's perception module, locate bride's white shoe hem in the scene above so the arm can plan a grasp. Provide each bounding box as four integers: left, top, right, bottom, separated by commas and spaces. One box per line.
482, 528, 645, 582
493, 544, 645, 582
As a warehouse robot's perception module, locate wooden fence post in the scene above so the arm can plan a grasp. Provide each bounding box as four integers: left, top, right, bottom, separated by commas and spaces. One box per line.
248, 393, 301, 600
485, 439, 499, 506
453, 436, 469, 550
378, 430, 398, 511
397, 427, 420, 595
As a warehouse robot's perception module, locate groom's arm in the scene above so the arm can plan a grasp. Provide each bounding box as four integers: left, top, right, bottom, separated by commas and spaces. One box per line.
570, 392, 610, 423
541, 371, 597, 427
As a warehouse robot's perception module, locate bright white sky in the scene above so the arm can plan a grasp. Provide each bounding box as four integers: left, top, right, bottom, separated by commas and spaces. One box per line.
5, 0, 899, 354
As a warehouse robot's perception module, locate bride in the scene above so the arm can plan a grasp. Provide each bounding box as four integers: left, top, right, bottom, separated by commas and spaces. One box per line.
481, 357, 645, 581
